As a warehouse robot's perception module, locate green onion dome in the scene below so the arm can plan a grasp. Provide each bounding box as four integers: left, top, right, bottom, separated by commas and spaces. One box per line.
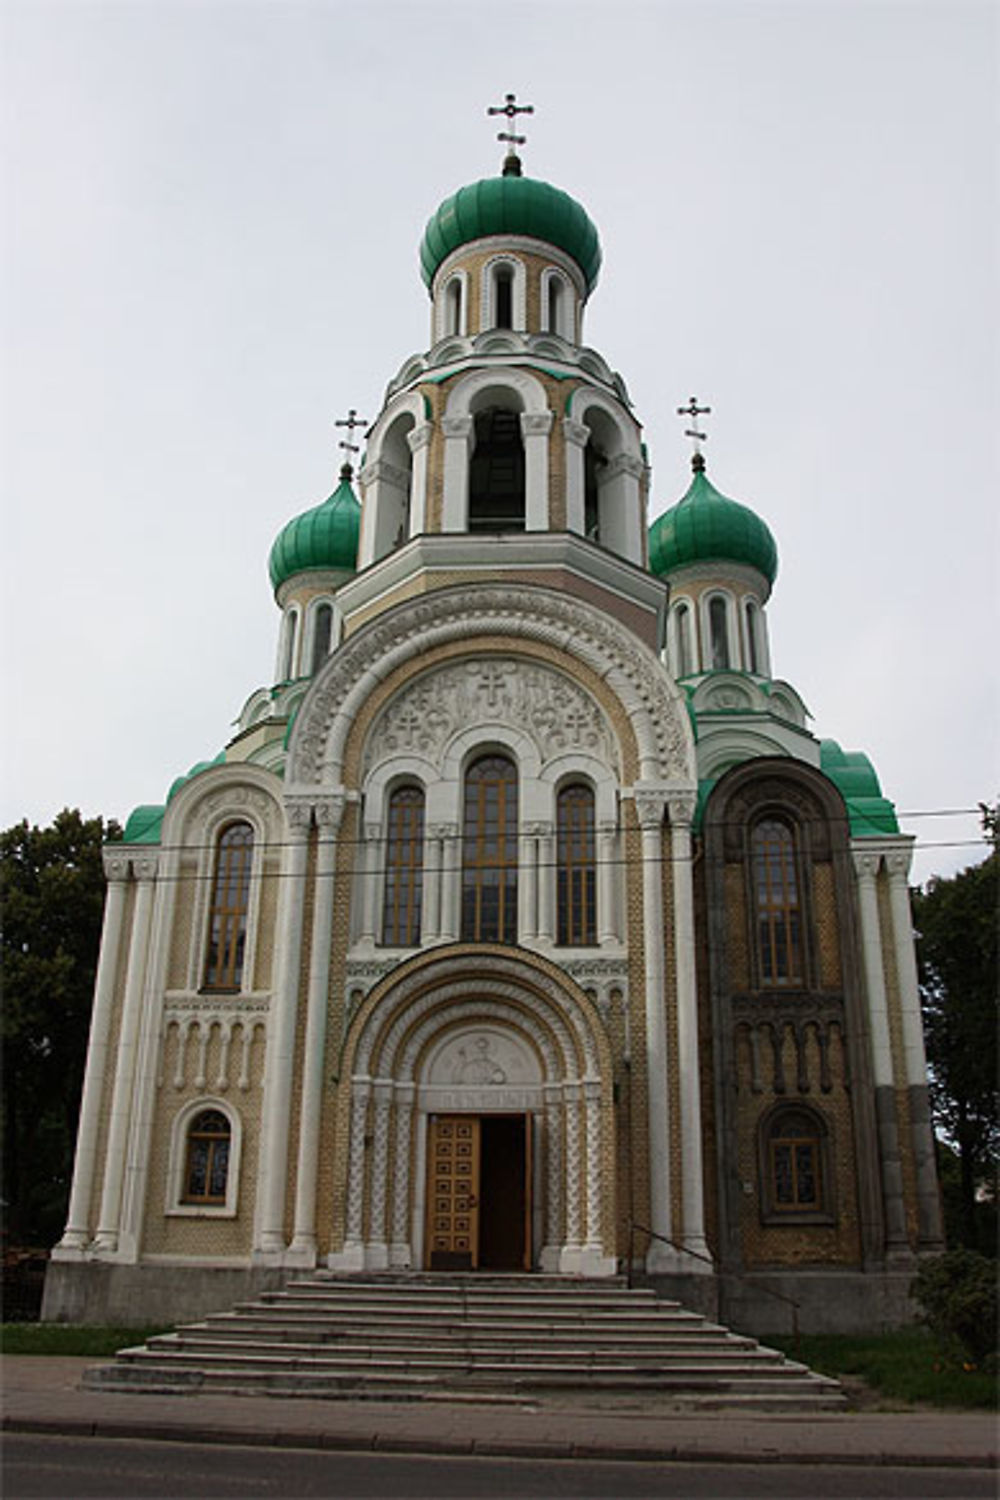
268, 464, 361, 594
419, 160, 602, 294
648, 457, 778, 586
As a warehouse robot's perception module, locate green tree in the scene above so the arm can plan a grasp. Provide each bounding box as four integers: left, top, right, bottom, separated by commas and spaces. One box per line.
912, 817, 999, 1255
1, 809, 121, 1245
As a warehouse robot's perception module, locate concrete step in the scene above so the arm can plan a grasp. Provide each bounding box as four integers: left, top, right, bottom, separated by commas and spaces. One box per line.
143, 1335, 776, 1367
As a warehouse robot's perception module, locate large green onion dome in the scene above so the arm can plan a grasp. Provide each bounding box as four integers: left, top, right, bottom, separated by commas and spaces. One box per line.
648, 456, 779, 586
419, 159, 602, 294
268, 464, 361, 594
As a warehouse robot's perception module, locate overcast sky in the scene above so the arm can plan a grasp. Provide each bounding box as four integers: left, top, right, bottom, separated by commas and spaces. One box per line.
3, 0, 997, 884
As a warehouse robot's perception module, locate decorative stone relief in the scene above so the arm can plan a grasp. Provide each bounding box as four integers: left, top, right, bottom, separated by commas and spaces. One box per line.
363, 658, 615, 776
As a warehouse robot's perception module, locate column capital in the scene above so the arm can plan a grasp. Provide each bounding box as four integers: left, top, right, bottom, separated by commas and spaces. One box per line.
285, 796, 314, 836
633, 787, 668, 830
372, 1080, 394, 1105
102, 849, 133, 882
885, 847, 914, 881
852, 849, 883, 881
428, 821, 458, 840
562, 417, 590, 449
523, 820, 554, 838
360, 457, 409, 490
603, 452, 644, 481
406, 421, 434, 453
520, 410, 554, 438
441, 414, 474, 441
131, 852, 160, 882
315, 795, 346, 833
666, 791, 698, 828
364, 821, 383, 842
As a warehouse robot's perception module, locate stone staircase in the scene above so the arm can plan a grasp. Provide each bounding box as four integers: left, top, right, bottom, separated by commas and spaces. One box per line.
83, 1273, 845, 1409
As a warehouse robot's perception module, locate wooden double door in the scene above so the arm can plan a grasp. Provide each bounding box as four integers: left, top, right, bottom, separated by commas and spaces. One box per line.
426, 1113, 532, 1271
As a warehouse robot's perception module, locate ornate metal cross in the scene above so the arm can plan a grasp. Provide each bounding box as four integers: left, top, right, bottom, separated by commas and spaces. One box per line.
488, 92, 533, 157
334, 408, 368, 463
676, 396, 711, 455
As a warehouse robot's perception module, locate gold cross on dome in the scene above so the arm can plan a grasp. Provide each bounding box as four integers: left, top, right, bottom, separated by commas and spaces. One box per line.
676, 396, 711, 456
487, 92, 533, 160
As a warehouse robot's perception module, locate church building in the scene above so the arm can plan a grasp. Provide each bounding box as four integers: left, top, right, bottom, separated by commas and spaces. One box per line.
45, 112, 943, 1332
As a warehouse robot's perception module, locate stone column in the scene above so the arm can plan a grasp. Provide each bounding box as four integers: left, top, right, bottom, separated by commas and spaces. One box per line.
289, 796, 344, 1264
520, 411, 554, 531
406, 421, 433, 536
93, 854, 158, 1254
358, 822, 382, 947
441, 415, 474, 532
634, 788, 675, 1270
559, 1084, 583, 1272
581, 1078, 605, 1270
436, 823, 459, 941
597, 820, 619, 944
422, 827, 441, 944
669, 794, 711, 1266
886, 848, 946, 1250
535, 822, 555, 946
562, 417, 590, 536
540, 1084, 563, 1271
366, 1081, 394, 1268
854, 850, 911, 1261
54, 853, 131, 1256
519, 825, 539, 944
389, 1084, 415, 1265
335, 1079, 371, 1270
598, 454, 645, 564
255, 808, 311, 1259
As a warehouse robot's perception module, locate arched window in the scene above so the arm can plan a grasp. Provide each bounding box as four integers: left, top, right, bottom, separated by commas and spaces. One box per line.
752, 819, 803, 986
761, 1107, 831, 1221
279, 608, 299, 682
203, 822, 254, 990
382, 786, 425, 946
745, 601, 760, 674
493, 263, 513, 329
584, 438, 605, 540
183, 1108, 231, 1204
709, 595, 730, 669
468, 408, 525, 532
445, 277, 463, 336
310, 603, 333, 676
557, 784, 596, 946
462, 754, 518, 942
675, 602, 693, 676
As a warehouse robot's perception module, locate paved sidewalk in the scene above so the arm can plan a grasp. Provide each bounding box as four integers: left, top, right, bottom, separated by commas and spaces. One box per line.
2, 1357, 997, 1469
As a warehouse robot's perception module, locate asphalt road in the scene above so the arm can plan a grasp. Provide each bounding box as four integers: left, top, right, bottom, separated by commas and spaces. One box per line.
2, 1435, 996, 1500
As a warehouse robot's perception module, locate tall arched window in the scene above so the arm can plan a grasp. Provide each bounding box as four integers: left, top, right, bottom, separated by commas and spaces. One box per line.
709, 595, 730, 669
584, 439, 605, 541
280, 608, 299, 682
204, 822, 254, 990
382, 786, 425, 946
745, 601, 760, 674
675, 602, 693, 677
752, 819, 803, 986
493, 263, 513, 329
557, 784, 596, 945
311, 603, 333, 676
469, 408, 525, 532
183, 1108, 231, 1204
462, 754, 518, 942
445, 277, 463, 336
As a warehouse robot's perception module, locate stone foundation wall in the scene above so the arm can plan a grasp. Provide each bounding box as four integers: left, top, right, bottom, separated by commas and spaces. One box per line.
41, 1261, 287, 1328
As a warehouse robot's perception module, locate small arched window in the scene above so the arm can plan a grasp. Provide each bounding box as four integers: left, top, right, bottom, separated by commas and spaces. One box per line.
675, 602, 693, 677
469, 407, 526, 533
183, 1108, 231, 1204
752, 819, 803, 987
709, 595, 730, 669
311, 603, 333, 676
493, 263, 514, 329
583, 439, 604, 541
204, 822, 254, 991
462, 754, 518, 942
546, 274, 568, 337
761, 1107, 831, 1221
557, 784, 596, 946
280, 608, 299, 682
445, 277, 463, 336
382, 786, 425, 947
745, 601, 760, 674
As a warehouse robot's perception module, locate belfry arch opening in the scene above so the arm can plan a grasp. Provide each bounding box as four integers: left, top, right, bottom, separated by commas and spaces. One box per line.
468, 406, 526, 533
370, 411, 415, 561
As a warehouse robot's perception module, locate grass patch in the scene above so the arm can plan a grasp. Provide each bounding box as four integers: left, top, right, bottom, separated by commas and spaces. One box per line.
767, 1326, 998, 1410
1, 1324, 169, 1357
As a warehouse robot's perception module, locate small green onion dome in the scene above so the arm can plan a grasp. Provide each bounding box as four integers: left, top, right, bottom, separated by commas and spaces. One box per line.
648, 456, 779, 586
420, 159, 602, 294
268, 464, 361, 594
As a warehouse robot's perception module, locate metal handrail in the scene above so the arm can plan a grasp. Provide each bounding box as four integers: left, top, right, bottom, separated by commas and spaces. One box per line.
626, 1219, 801, 1359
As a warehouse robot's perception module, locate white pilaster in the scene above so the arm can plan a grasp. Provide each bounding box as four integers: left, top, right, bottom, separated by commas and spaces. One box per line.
365, 1081, 394, 1268
634, 788, 675, 1270
422, 828, 441, 943
559, 1084, 583, 1272
520, 410, 553, 531
436, 823, 459, 940
358, 821, 383, 947
563, 418, 589, 536
535, 822, 555, 946
389, 1083, 415, 1265
289, 796, 344, 1263
54, 854, 130, 1256
519, 826, 538, 944
540, 1084, 563, 1271
669, 794, 711, 1267
441, 415, 474, 532
597, 820, 618, 944
255, 810, 310, 1258
93, 855, 157, 1254
598, 454, 644, 565
406, 421, 433, 536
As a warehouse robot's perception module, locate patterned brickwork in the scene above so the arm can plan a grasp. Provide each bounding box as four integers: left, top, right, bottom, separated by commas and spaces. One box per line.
724, 865, 750, 990
166, 861, 196, 989
879, 872, 919, 1245
437, 246, 579, 339
255, 853, 279, 993
315, 802, 360, 1258
813, 863, 842, 988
